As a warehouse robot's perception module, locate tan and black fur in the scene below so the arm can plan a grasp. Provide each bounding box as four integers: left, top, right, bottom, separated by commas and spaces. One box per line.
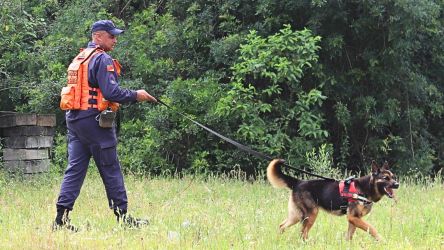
267, 159, 399, 241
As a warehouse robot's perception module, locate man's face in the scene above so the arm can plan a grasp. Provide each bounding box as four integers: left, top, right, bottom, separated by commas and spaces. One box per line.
94, 31, 117, 51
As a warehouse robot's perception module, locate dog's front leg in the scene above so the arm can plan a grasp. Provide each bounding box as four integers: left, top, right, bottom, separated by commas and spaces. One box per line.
346, 222, 356, 240
347, 215, 381, 241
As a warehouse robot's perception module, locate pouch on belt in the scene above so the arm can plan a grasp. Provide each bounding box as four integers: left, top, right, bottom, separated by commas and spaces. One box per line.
97, 109, 116, 128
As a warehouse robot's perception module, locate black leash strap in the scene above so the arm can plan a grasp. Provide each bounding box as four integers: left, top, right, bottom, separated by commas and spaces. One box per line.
156, 99, 336, 181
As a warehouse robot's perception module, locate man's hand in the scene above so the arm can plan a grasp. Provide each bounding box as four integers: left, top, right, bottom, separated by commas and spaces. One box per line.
136, 90, 157, 103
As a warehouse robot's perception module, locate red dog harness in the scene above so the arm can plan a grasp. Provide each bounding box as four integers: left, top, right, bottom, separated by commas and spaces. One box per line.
339, 179, 360, 202
339, 177, 372, 213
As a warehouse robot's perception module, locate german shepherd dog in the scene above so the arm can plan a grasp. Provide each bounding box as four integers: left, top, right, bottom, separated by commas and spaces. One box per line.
267, 159, 399, 240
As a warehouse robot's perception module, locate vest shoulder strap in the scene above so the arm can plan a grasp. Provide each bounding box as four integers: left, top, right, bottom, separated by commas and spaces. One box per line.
73, 47, 103, 64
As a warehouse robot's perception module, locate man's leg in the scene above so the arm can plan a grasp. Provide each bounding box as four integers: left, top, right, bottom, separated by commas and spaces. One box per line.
54, 129, 91, 230
92, 140, 147, 227
91, 141, 128, 211
56, 130, 91, 209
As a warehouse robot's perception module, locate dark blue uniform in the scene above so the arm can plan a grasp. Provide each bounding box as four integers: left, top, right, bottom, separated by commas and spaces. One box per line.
56, 42, 137, 213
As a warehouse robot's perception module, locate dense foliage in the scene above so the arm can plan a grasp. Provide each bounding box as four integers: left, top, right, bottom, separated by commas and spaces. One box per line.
1, 0, 443, 177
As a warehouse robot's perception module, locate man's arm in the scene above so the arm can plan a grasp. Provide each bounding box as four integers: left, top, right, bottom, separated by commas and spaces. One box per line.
95, 54, 155, 103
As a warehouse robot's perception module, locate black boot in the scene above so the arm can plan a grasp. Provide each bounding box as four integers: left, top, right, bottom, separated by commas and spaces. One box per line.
52, 206, 78, 232
114, 208, 149, 228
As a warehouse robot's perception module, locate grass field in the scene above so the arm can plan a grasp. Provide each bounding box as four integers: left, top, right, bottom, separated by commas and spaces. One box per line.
0, 169, 442, 249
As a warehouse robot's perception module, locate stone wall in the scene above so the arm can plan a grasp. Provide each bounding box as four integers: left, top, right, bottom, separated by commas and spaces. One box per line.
0, 112, 55, 174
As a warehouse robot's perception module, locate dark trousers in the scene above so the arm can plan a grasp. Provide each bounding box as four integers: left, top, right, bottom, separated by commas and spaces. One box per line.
56, 116, 128, 211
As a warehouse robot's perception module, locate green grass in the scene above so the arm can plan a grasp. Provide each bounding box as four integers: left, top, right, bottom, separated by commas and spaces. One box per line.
0, 169, 442, 249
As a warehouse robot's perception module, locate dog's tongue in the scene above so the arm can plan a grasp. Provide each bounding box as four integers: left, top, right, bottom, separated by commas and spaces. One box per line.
385, 187, 395, 198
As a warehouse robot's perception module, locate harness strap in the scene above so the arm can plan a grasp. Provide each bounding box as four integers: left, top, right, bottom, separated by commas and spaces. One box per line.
339, 178, 372, 214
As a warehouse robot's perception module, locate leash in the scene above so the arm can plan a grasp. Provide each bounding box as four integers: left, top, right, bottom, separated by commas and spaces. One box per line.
156, 98, 336, 181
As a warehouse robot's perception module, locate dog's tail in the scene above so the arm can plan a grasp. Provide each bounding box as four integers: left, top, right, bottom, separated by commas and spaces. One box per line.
267, 159, 299, 189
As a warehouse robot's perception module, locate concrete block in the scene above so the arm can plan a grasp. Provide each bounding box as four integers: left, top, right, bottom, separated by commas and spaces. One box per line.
2, 126, 55, 136
5, 136, 53, 148
4, 159, 50, 173
3, 148, 49, 160
0, 113, 56, 128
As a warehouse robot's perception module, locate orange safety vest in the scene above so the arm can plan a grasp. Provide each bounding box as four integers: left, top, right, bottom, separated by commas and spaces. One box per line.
60, 47, 120, 112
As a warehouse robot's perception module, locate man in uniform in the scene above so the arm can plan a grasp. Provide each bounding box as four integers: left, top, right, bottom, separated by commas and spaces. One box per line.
54, 20, 157, 231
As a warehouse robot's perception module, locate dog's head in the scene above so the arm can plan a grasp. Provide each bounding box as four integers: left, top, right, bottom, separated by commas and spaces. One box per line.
371, 160, 400, 199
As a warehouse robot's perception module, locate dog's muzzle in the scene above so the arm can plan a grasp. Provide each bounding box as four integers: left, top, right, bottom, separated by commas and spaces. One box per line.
384, 181, 399, 198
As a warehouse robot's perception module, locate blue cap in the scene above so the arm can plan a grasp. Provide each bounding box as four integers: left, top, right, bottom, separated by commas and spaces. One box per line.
91, 20, 124, 35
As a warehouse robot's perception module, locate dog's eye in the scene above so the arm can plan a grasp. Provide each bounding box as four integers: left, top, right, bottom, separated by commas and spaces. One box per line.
383, 176, 390, 180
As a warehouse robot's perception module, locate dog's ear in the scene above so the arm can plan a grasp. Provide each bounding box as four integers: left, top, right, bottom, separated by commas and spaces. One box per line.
371, 160, 380, 175
381, 161, 389, 170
